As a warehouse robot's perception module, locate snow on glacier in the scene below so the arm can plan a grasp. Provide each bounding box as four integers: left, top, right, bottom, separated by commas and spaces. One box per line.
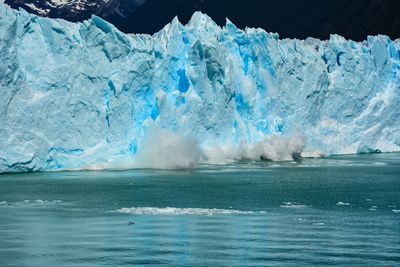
0, 4, 399, 172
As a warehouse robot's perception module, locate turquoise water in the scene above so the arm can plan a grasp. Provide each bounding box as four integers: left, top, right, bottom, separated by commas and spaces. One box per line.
0, 153, 399, 266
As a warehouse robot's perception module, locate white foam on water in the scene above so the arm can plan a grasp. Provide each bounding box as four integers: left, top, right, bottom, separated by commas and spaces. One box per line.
301, 150, 326, 158
114, 207, 259, 216
392, 210, 400, 214
280, 202, 309, 209
336, 202, 350, 206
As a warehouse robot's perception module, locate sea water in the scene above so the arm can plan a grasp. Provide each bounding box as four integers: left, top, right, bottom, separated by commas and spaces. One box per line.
0, 153, 399, 266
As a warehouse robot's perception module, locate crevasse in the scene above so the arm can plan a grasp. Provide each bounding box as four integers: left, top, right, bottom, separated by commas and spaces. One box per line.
0, 5, 399, 172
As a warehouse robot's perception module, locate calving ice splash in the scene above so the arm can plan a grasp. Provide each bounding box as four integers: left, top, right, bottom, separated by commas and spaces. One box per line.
0, 4, 399, 172
96, 125, 308, 169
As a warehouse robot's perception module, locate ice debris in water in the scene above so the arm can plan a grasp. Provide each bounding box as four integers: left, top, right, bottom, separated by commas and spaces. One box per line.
336, 202, 350, 206
0, 4, 399, 172
0, 200, 63, 207
115, 207, 257, 216
280, 202, 309, 209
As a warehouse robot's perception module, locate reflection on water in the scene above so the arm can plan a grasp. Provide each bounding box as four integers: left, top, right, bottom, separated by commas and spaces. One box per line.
0, 153, 399, 266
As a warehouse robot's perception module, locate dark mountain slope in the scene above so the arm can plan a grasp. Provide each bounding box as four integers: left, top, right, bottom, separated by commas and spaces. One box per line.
121, 0, 400, 41
4, 0, 108, 22
3, 0, 400, 40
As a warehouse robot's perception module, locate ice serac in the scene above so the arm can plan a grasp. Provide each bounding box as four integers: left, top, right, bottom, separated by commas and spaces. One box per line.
0, 5, 399, 172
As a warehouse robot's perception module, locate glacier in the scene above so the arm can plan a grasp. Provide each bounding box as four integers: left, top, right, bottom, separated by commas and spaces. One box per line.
0, 4, 399, 173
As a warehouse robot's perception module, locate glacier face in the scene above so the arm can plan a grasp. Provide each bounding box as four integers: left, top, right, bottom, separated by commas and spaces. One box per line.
0, 4, 399, 173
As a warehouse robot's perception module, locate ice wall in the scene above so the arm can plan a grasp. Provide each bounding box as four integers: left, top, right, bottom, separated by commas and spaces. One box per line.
0, 5, 399, 172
